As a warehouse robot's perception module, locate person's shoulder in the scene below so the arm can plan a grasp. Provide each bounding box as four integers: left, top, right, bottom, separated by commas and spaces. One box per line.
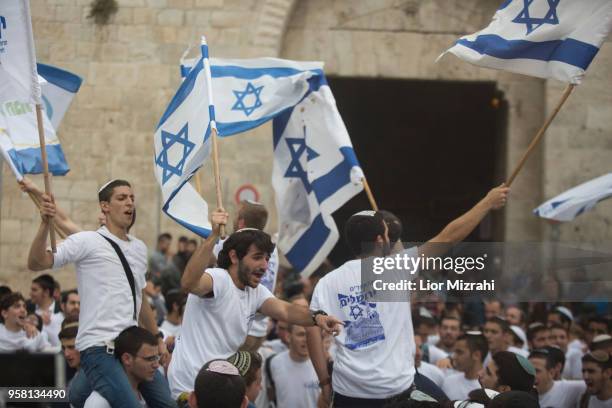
270, 350, 289, 369
84, 390, 111, 408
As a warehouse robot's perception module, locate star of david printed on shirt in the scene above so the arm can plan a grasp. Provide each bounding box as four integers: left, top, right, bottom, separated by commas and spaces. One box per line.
231, 82, 264, 116
512, 0, 560, 35
284, 125, 319, 194
155, 123, 195, 185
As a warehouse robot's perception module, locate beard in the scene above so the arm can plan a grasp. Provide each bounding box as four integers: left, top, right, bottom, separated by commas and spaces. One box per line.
237, 261, 259, 288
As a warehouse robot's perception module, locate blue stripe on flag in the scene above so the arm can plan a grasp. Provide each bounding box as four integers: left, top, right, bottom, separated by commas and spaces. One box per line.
37, 63, 83, 93
311, 147, 360, 203
157, 58, 205, 128
272, 108, 293, 150
211, 65, 324, 80
221, 105, 295, 138
163, 208, 212, 237
284, 214, 331, 271
208, 105, 216, 123
457, 35, 599, 70
8, 145, 70, 176
180, 64, 191, 78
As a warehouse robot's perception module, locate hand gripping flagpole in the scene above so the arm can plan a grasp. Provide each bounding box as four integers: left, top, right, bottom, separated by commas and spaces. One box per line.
201, 36, 226, 237
506, 83, 575, 187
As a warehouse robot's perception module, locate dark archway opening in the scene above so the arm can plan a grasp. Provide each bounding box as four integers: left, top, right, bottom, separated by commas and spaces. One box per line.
326, 77, 508, 267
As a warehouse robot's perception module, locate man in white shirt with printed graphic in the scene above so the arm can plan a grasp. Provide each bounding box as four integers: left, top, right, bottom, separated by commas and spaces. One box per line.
307, 185, 509, 407
168, 210, 343, 399
28, 179, 175, 408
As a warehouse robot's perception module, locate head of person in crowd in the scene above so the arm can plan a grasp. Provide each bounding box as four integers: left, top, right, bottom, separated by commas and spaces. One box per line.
61, 290, 80, 320
526, 322, 549, 350
585, 316, 610, 346
484, 299, 503, 321
217, 229, 275, 290
26, 312, 43, 331
58, 316, 80, 369
505, 306, 524, 327
53, 280, 62, 304
114, 327, 160, 386
156, 233, 172, 254
98, 179, 135, 231
0, 292, 28, 331
528, 348, 556, 395
287, 323, 310, 361
379, 210, 403, 252
177, 236, 189, 254
544, 345, 565, 380
487, 390, 539, 408
187, 239, 198, 257
591, 334, 612, 354
582, 350, 612, 397
439, 315, 462, 351
547, 322, 569, 352
0, 286, 11, 301
479, 351, 535, 393
227, 351, 263, 404
189, 359, 247, 408
414, 334, 424, 367
234, 200, 269, 232
509, 326, 526, 350
484, 317, 511, 354
452, 332, 488, 377
344, 210, 390, 258
414, 308, 438, 343
274, 319, 290, 346
165, 289, 186, 321
30, 274, 55, 308
546, 306, 573, 331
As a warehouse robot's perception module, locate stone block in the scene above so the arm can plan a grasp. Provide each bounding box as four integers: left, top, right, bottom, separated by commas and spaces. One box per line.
168, 0, 194, 8
586, 105, 612, 131
49, 41, 77, 61
147, 0, 168, 7
1, 220, 22, 244
157, 9, 185, 26
185, 10, 211, 25
92, 87, 122, 109
100, 42, 129, 62
133, 8, 155, 24
194, 0, 224, 8
69, 181, 99, 201
210, 11, 245, 28
55, 6, 82, 23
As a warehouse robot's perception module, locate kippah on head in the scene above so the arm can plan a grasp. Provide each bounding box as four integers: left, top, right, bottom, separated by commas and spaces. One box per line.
344, 210, 385, 256
227, 351, 252, 377
492, 351, 535, 392
98, 179, 131, 202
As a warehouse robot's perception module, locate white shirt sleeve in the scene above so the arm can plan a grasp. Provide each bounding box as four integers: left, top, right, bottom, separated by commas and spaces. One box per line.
84, 391, 112, 408
310, 281, 326, 312
207, 268, 230, 300
255, 285, 274, 311
52, 232, 92, 269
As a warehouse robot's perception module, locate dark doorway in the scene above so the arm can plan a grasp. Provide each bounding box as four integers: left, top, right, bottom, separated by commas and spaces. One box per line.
327, 77, 507, 267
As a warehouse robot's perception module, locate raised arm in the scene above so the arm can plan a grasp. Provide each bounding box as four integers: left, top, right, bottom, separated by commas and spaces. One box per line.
181, 209, 228, 296
27, 194, 56, 271
418, 184, 509, 259
259, 297, 343, 335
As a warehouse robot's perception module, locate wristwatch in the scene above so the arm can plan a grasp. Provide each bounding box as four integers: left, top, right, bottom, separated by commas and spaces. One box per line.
156, 331, 164, 340
311, 310, 328, 325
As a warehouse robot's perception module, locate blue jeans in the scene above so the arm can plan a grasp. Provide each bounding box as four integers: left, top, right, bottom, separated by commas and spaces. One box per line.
70, 346, 177, 408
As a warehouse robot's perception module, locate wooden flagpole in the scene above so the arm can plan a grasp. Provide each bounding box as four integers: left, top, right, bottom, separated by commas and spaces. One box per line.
210, 127, 225, 237
35, 104, 57, 252
361, 177, 379, 211
506, 84, 575, 186
25, 189, 67, 239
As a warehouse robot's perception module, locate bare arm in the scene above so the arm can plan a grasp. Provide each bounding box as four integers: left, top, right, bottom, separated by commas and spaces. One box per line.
306, 326, 333, 408
139, 290, 170, 367
259, 297, 343, 335
418, 184, 509, 259
181, 209, 228, 296
27, 194, 56, 271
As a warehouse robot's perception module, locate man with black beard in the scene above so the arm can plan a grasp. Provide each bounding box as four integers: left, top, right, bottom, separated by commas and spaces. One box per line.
167, 210, 343, 400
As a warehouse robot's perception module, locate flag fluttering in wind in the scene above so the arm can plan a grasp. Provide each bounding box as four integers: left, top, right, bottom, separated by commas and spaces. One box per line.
534, 173, 612, 222
37, 63, 83, 130
440, 0, 612, 84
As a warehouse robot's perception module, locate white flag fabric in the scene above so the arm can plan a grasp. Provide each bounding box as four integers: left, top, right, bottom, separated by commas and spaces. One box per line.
0, 0, 42, 104
37, 63, 83, 130
441, 0, 612, 84
534, 173, 612, 222
154, 44, 214, 237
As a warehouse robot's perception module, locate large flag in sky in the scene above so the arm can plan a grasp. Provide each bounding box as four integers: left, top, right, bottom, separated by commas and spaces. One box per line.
178, 57, 364, 276
534, 173, 612, 222
441, 0, 612, 84
154, 42, 215, 237
0, 0, 42, 104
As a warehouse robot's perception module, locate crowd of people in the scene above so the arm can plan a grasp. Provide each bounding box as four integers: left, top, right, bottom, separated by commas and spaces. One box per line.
0, 178, 610, 408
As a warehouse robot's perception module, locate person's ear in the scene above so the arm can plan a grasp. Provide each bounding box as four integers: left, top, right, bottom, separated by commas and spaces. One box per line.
100, 201, 110, 214
188, 392, 197, 408
121, 353, 133, 367
229, 249, 239, 265
241, 396, 249, 408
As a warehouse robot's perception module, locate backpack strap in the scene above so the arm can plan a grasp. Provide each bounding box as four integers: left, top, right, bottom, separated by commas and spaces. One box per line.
99, 234, 137, 321
265, 353, 279, 405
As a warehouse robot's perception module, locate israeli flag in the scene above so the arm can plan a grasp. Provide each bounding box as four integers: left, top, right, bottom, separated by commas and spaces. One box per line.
154, 40, 215, 236
441, 0, 612, 84
534, 173, 612, 222
37, 63, 83, 130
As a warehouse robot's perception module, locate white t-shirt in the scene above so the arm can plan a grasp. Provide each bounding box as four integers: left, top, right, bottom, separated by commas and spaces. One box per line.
442, 372, 480, 401
159, 320, 181, 339
418, 361, 445, 387
213, 237, 279, 338
52, 227, 147, 351
587, 395, 612, 407
35, 302, 63, 348
538, 380, 585, 408
269, 350, 320, 408
0, 324, 50, 352
310, 249, 419, 399
562, 348, 583, 379
262, 338, 288, 355
84, 390, 146, 407
167, 268, 274, 398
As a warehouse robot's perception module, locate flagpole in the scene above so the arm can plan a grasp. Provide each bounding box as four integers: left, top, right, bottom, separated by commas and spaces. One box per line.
35, 104, 57, 251
361, 177, 379, 211
506, 84, 575, 186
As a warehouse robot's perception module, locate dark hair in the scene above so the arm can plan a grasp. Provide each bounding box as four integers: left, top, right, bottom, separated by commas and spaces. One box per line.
61, 289, 78, 305
344, 211, 385, 256
0, 286, 11, 300
164, 289, 186, 313
441, 315, 461, 326
582, 351, 612, 371
217, 230, 275, 270
487, 316, 511, 334
544, 346, 566, 371
587, 316, 611, 332
548, 322, 568, 333
58, 315, 79, 340
98, 179, 131, 202
527, 322, 548, 342
178, 236, 188, 243
238, 201, 268, 231
194, 360, 246, 408
0, 292, 25, 322
492, 351, 535, 392
548, 310, 571, 326
489, 391, 539, 408
158, 233, 172, 242
457, 333, 488, 363
113, 326, 158, 360
32, 274, 55, 297
529, 348, 556, 370
379, 210, 403, 243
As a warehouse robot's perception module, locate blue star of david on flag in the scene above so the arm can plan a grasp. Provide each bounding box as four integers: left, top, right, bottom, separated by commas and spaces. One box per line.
155, 123, 195, 185
512, 0, 560, 35
231, 82, 264, 117
284, 126, 318, 193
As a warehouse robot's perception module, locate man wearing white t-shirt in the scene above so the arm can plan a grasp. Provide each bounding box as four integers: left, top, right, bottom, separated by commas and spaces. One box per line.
168, 213, 342, 399
0, 292, 49, 352
579, 350, 612, 408
429, 316, 461, 365
414, 334, 445, 387
528, 348, 585, 408
307, 185, 509, 407
28, 274, 63, 348
28, 180, 175, 408
269, 324, 320, 408
443, 332, 488, 401
159, 289, 185, 340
